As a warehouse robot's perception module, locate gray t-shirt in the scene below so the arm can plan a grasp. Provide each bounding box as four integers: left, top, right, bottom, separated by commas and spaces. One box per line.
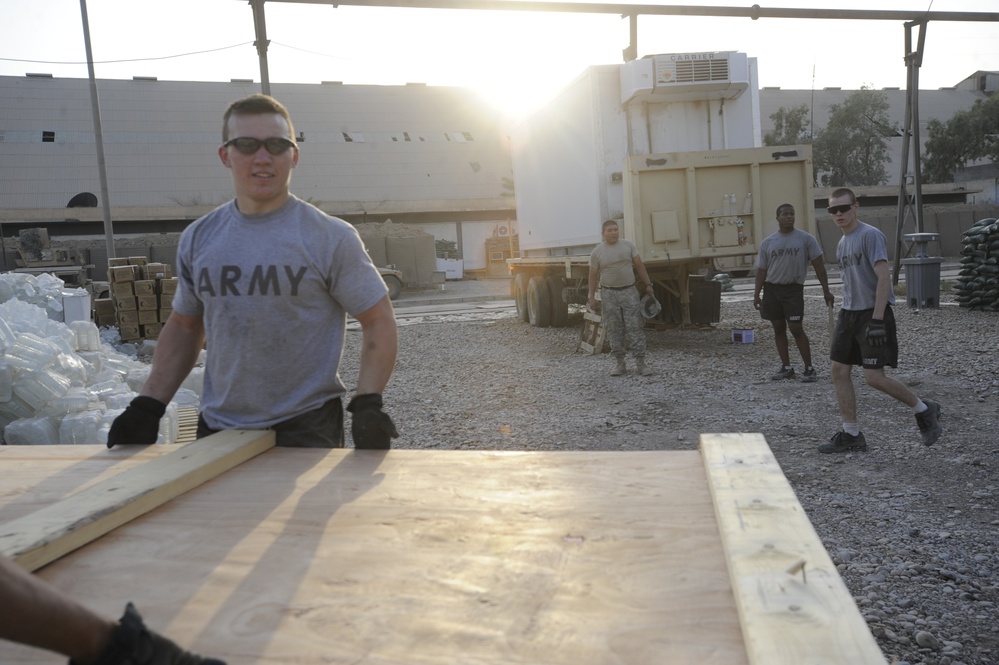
173, 196, 388, 430
589, 239, 639, 288
836, 221, 894, 311
755, 228, 824, 285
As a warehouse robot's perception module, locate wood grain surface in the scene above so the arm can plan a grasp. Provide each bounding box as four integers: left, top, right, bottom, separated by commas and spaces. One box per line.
1, 447, 748, 665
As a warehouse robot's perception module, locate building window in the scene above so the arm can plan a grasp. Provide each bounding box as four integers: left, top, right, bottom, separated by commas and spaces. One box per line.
42, 131, 55, 142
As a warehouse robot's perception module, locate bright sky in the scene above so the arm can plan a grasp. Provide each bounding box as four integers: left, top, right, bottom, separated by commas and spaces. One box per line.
1, 0, 996, 121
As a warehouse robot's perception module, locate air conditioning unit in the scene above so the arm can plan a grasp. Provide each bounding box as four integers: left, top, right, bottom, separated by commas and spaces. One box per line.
621, 52, 750, 104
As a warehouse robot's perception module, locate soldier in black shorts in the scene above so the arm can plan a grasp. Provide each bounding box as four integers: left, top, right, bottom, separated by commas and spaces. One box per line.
823, 188, 942, 453
754, 204, 834, 382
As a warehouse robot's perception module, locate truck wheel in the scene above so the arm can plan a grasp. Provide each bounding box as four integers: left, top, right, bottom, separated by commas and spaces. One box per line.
514, 273, 530, 322
383, 275, 403, 300
527, 276, 552, 328
545, 275, 569, 327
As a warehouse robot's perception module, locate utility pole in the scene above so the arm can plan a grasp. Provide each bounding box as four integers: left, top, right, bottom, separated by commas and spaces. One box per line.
79, 0, 117, 260
251, 0, 272, 95
892, 20, 927, 285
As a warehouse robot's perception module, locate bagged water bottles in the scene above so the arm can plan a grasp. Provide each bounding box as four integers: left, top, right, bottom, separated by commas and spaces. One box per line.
0, 361, 12, 402
59, 410, 103, 444
70, 319, 102, 352
13, 368, 70, 411
4, 416, 60, 445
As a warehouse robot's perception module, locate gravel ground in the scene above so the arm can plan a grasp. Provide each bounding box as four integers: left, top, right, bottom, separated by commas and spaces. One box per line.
341, 282, 999, 665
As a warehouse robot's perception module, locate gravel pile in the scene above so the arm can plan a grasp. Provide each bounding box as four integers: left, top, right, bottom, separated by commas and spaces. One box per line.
342, 282, 998, 665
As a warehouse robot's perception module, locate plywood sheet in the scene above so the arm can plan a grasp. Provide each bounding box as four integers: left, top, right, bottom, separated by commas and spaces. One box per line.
0, 448, 748, 665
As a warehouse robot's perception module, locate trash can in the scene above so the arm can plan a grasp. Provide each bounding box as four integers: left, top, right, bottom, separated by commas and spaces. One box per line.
901, 233, 943, 309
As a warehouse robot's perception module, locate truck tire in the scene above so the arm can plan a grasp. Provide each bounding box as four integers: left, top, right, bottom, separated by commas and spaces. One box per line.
545, 275, 569, 328
383, 274, 403, 300
527, 275, 552, 328
514, 273, 530, 322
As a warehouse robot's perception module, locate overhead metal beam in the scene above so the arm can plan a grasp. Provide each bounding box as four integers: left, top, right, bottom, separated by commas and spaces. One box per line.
259, 0, 998, 23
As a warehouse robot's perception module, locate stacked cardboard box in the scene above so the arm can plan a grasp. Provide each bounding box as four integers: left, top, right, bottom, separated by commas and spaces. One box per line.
103, 257, 176, 341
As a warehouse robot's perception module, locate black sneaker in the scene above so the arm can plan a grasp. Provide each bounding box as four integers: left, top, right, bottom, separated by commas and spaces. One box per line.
799, 367, 817, 383
915, 399, 942, 446
818, 431, 868, 453
770, 366, 795, 381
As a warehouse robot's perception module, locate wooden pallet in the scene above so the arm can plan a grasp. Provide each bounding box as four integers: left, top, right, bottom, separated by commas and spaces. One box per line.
176, 406, 199, 445
576, 311, 607, 354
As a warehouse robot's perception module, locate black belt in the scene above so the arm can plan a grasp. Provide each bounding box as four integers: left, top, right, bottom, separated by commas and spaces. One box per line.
602, 283, 635, 291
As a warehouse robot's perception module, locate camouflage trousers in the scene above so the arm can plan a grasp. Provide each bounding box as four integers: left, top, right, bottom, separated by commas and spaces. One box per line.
600, 287, 646, 359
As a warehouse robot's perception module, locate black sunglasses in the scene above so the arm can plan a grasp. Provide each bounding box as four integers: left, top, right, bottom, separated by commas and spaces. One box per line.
827, 203, 854, 215
223, 136, 297, 155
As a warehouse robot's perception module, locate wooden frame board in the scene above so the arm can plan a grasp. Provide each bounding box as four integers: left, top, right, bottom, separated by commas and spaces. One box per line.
0, 430, 275, 571
0, 435, 884, 664
701, 433, 885, 664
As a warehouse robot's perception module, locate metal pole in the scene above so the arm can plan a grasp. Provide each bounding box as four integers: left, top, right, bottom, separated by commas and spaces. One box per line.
892, 20, 927, 284
622, 13, 637, 62
79, 0, 117, 261
251, 0, 272, 95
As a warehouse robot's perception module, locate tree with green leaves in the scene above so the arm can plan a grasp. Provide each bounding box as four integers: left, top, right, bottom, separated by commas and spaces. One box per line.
763, 103, 812, 146
813, 88, 898, 187
922, 94, 999, 183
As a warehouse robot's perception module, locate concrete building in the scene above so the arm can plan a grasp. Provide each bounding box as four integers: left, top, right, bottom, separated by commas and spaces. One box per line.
0, 75, 516, 274
1, 69, 995, 276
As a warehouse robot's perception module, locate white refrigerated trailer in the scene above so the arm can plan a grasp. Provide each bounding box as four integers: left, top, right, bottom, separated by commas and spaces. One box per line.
507, 52, 816, 327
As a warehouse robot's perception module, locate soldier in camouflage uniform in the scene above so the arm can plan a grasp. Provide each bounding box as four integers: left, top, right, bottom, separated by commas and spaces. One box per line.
587, 220, 655, 376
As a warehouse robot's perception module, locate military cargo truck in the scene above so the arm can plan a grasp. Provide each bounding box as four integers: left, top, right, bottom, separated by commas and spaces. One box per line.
507, 52, 816, 327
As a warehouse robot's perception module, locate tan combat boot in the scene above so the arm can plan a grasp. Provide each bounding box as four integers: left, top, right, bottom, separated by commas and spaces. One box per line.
611, 357, 627, 376
636, 357, 653, 376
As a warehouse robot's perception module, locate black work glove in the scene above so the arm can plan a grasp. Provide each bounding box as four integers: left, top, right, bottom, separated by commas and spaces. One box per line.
866, 319, 887, 347
347, 393, 399, 450
72, 602, 226, 665
107, 397, 166, 448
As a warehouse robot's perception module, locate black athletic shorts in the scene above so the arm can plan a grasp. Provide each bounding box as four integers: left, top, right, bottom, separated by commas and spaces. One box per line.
760, 282, 805, 322
829, 306, 899, 369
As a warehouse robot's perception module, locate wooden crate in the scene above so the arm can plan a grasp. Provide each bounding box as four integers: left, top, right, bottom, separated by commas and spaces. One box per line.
137, 310, 159, 325
115, 296, 137, 312
111, 281, 134, 297
158, 277, 179, 295
108, 265, 136, 283
118, 323, 140, 341
0, 435, 885, 665
141, 322, 163, 339
577, 310, 607, 354
133, 279, 156, 296
116, 310, 139, 325
137, 295, 159, 311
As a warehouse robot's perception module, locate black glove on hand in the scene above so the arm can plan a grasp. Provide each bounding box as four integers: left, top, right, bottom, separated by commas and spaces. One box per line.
867, 319, 887, 347
347, 393, 399, 450
107, 396, 166, 449
74, 602, 225, 665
